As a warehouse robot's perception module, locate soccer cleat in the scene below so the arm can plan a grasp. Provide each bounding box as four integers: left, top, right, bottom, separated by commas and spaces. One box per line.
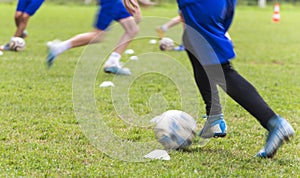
155, 27, 165, 39
46, 51, 56, 69
199, 114, 227, 139
46, 40, 60, 69
255, 115, 294, 158
104, 66, 131, 75
173, 44, 185, 51
20, 30, 28, 39
0, 43, 11, 51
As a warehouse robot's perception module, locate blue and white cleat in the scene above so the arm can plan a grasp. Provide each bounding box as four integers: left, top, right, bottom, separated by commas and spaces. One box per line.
0, 43, 11, 51
20, 30, 28, 39
46, 40, 60, 69
46, 51, 56, 69
199, 114, 227, 139
255, 115, 294, 158
104, 66, 131, 75
173, 44, 185, 51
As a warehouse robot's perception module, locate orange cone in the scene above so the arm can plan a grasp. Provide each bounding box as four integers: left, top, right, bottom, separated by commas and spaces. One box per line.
272, 3, 280, 22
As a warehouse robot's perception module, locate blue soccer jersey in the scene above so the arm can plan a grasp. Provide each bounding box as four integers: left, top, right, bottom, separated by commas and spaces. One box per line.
179, 0, 236, 65
177, 0, 198, 8
16, 0, 44, 16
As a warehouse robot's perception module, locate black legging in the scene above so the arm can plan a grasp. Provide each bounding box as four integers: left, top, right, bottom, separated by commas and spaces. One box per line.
186, 50, 276, 130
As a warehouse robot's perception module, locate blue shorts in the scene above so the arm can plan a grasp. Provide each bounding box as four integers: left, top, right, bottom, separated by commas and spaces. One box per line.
180, 0, 236, 65
16, 0, 44, 16
94, 1, 131, 30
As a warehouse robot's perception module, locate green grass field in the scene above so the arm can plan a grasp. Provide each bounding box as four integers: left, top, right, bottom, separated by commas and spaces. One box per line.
0, 2, 300, 177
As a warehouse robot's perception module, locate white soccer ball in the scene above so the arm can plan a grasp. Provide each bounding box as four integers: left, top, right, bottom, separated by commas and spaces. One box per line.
153, 110, 197, 150
9, 37, 26, 51
159, 37, 174, 51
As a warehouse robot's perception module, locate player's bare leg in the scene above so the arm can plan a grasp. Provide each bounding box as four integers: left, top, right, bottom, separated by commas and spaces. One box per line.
14, 12, 30, 38
46, 29, 105, 68
103, 16, 139, 75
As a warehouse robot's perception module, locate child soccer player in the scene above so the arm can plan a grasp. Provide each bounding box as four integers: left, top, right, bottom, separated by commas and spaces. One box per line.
46, 0, 141, 75
124, 0, 294, 158
156, 15, 185, 51
0, 0, 45, 51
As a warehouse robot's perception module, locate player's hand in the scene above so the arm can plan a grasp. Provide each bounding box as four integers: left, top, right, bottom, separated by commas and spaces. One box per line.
124, 0, 139, 16
124, 0, 142, 23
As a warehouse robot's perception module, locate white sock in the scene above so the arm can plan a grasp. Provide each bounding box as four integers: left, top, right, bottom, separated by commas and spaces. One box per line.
105, 52, 121, 67
51, 40, 72, 56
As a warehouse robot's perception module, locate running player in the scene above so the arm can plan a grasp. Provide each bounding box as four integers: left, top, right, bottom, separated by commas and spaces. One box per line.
124, 0, 294, 158
0, 0, 45, 51
46, 0, 141, 75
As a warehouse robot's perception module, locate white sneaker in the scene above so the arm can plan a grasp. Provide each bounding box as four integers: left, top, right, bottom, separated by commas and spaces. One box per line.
104, 66, 131, 75
46, 40, 61, 69
0, 43, 11, 51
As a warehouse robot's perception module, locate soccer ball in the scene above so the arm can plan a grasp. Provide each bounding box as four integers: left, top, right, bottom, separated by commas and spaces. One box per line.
9, 37, 26, 51
159, 37, 174, 51
153, 110, 197, 150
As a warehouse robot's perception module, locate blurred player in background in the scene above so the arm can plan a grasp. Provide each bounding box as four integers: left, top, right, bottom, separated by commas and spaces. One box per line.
46, 0, 141, 75
156, 15, 182, 39
156, 15, 185, 51
124, 0, 294, 158
0, 0, 45, 51
156, 15, 232, 51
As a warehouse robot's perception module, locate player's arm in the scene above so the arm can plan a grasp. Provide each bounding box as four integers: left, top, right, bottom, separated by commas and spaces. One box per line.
124, 0, 141, 23
138, 0, 157, 7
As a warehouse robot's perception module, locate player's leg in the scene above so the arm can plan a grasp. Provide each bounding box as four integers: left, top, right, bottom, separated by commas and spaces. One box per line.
186, 50, 227, 139
219, 62, 294, 158
180, 0, 236, 139
0, 0, 26, 50
1, 0, 44, 51
114, 17, 139, 55
103, 1, 137, 75
14, 0, 44, 37
15, 11, 28, 38
46, 29, 105, 68
157, 15, 185, 51
0, 12, 28, 51
220, 62, 274, 128
182, 0, 294, 158
14, 0, 28, 38
46, 1, 132, 75
156, 16, 182, 39
46, 1, 109, 68
103, 16, 138, 75
14, 11, 23, 30
14, 12, 30, 38
66, 30, 106, 48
